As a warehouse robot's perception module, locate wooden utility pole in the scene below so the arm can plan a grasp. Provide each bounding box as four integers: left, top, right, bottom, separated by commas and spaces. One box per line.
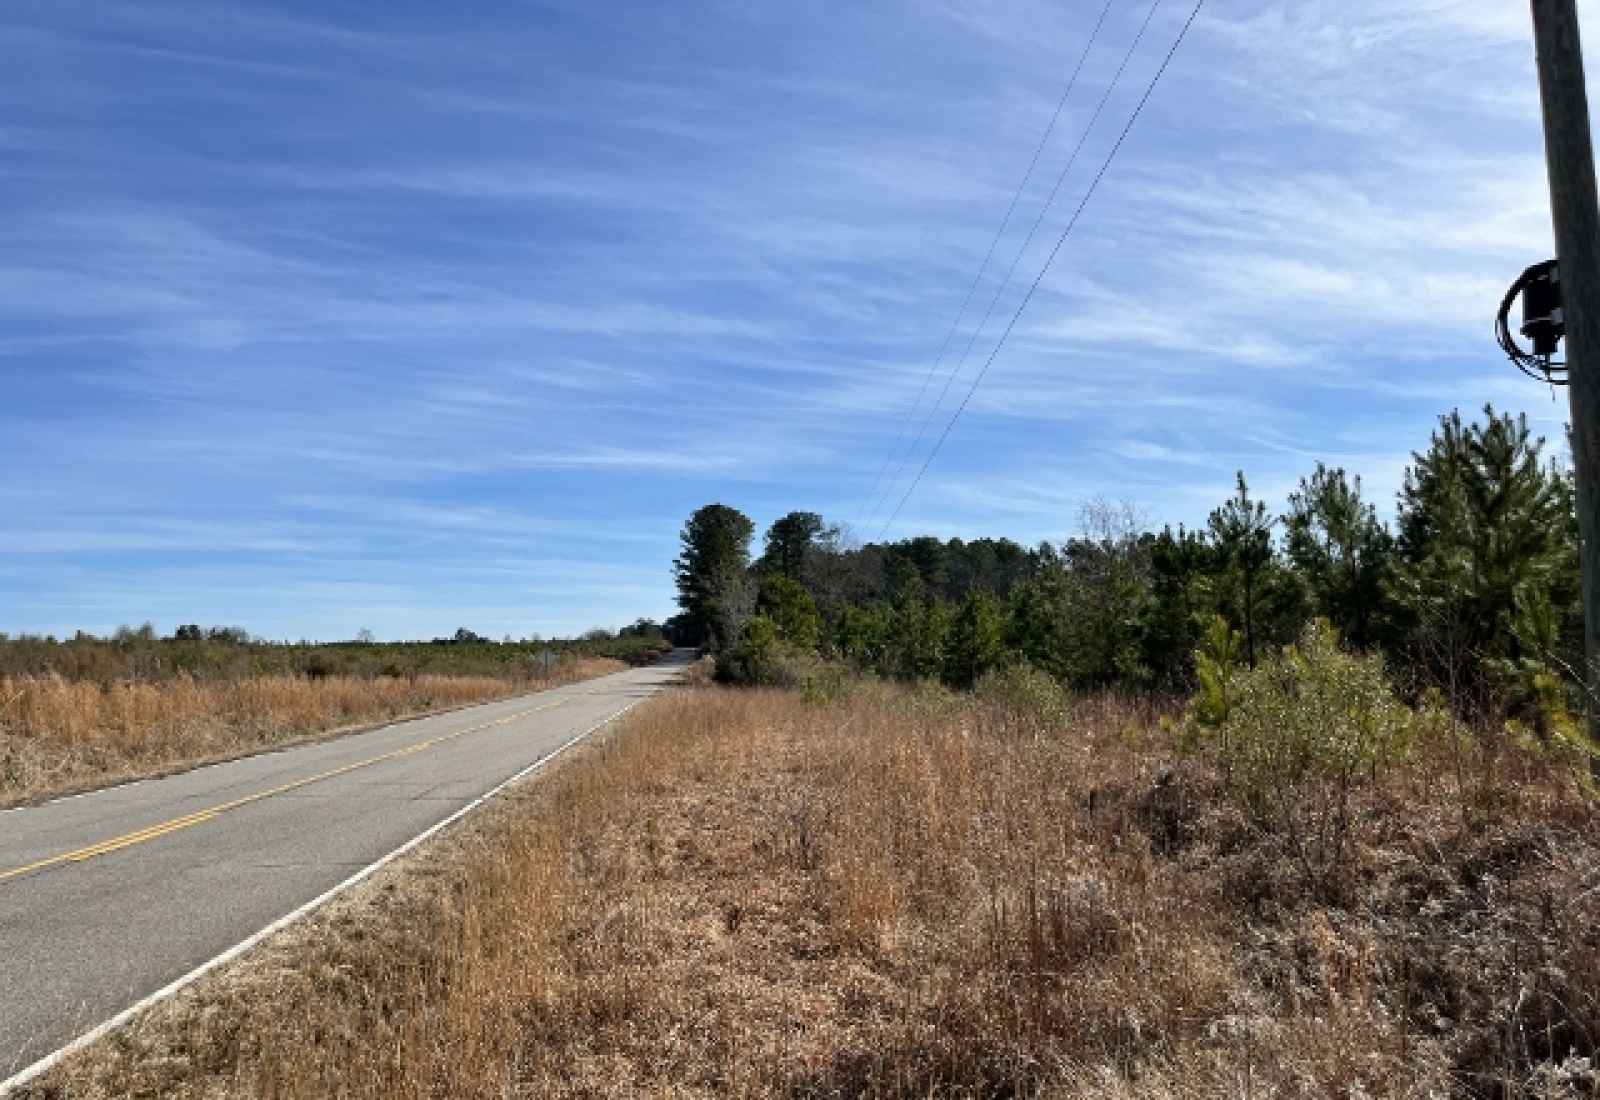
1531, 0, 1600, 752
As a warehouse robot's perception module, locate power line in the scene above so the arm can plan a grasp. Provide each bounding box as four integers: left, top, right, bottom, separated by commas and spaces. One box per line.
856, 0, 1120, 525
878, 0, 1207, 538
864, 0, 1168, 531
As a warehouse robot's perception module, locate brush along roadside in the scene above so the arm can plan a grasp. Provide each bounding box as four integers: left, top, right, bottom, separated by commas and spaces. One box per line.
0, 659, 627, 809
16, 673, 1599, 1099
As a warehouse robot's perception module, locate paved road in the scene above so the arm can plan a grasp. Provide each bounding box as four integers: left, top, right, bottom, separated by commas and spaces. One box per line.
0, 652, 691, 1084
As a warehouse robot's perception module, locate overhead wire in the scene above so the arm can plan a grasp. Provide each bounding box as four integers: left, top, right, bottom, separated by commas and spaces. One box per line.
855, 0, 1121, 526
877, 0, 1208, 538
863, 0, 1169, 531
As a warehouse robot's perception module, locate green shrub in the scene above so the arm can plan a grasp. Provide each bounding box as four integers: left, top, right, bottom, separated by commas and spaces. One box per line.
1169, 615, 1244, 751
715, 615, 779, 685
973, 663, 1072, 738
716, 616, 823, 688
1213, 619, 1410, 884
1191, 615, 1243, 731
756, 575, 823, 650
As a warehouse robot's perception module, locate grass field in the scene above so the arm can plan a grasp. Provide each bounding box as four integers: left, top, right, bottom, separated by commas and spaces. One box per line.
0, 658, 627, 808
21, 668, 1599, 1098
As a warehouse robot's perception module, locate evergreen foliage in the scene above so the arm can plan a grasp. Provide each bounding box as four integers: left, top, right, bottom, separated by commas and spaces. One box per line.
1187, 614, 1243, 736
1208, 472, 1281, 668
672, 503, 756, 651
755, 574, 822, 650
1213, 620, 1413, 885
1284, 464, 1391, 650
943, 589, 1007, 690
1140, 524, 1214, 687
1394, 406, 1580, 713
678, 405, 1584, 718
757, 511, 824, 580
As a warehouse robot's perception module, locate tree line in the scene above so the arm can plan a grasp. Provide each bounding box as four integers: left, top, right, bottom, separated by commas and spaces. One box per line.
670, 404, 1583, 721
0, 625, 671, 683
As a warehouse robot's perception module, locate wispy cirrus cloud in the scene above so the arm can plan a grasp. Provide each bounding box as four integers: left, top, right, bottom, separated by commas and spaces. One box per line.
0, 0, 1582, 634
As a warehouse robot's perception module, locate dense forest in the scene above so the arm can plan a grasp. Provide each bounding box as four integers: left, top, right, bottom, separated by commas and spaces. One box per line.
671, 404, 1585, 725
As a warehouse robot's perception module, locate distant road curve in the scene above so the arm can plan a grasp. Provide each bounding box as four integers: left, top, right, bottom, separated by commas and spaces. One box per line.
0, 651, 694, 1092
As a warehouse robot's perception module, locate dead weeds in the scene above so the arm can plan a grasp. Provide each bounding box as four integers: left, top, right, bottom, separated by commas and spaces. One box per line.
18, 680, 1600, 1098
0, 659, 624, 808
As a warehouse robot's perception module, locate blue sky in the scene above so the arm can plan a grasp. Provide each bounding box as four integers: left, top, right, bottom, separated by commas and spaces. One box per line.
0, 0, 1585, 640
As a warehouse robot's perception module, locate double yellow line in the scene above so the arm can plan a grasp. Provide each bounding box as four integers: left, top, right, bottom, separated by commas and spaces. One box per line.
0, 696, 571, 885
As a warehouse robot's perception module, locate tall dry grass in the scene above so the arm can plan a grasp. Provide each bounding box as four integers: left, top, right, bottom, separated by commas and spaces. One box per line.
0, 659, 624, 807
22, 679, 1600, 1098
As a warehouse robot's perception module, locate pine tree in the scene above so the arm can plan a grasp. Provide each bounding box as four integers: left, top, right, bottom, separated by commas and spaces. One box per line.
1395, 406, 1580, 704
1005, 564, 1073, 681
1058, 499, 1152, 687
943, 589, 1007, 689
673, 504, 756, 651
1140, 524, 1214, 687
757, 512, 824, 580
1284, 464, 1393, 650
1209, 472, 1277, 668
755, 574, 822, 650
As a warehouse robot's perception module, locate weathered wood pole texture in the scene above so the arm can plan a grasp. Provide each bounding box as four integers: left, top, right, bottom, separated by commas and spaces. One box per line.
1532, 0, 1600, 753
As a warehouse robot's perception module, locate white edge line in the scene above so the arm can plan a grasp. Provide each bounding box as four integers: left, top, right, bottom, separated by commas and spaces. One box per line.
0, 682, 665, 1098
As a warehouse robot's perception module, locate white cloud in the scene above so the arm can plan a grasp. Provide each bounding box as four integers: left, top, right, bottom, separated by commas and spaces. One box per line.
0, 0, 1588, 631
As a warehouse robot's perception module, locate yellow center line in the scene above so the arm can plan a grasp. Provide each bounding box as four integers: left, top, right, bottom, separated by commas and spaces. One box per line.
0, 696, 572, 885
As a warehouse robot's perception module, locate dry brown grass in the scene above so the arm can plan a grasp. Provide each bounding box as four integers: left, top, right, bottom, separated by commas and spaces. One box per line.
0, 659, 625, 808
20, 679, 1600, 1099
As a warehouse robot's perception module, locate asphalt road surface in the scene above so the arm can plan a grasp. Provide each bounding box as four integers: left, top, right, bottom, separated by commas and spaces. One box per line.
0, 652, 691, 1085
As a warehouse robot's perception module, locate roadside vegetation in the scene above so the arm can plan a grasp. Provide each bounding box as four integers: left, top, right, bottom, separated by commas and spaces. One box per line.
14, 401, 1599, 1096
24, 668, 1597, 1097
674, 407, 1589, 753
0, 625, 672, 807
